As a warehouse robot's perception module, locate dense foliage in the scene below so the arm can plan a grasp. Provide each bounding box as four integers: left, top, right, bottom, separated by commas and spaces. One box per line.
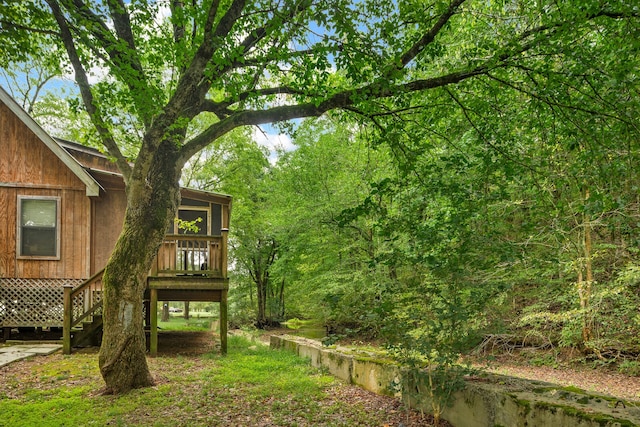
222, 103, 640, 361
3, 0, 639, 393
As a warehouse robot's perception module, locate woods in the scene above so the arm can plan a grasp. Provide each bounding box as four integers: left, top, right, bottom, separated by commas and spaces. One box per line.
1, 0, 639, 395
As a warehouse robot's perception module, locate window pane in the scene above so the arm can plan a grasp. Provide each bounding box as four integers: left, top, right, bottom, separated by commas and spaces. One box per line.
211, 204, 221, 235
177, 209, 207, 235
20, 198, 57, 257
21, 228, 57, 256
22, 199, 57, 227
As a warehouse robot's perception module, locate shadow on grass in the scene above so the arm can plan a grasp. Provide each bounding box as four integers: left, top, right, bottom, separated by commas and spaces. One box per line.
0, 334, 437, 426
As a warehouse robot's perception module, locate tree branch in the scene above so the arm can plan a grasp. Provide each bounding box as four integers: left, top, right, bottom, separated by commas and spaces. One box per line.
45, 0, 132, 182
231, 0, 314, 66
485, 72, 635, 126
183, 0, 626, 165
157, 0, 245, 129
165, 0, 313, 124
178, 64, 489, 165
444, 85, 535, 173
170, 0, 186, 45
391, 0, 467, 73
58, 0, 154, 124
106, 0, 138, 57
0, 20, 60, 37
201, 86, 306, 117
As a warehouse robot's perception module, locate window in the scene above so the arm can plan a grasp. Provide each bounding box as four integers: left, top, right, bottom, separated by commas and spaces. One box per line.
17, 196, 60, 259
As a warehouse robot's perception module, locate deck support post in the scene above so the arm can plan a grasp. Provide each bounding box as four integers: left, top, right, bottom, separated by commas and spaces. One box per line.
150, 288, 158, 357
220, 288, 228, 354
220, 228, 228, 354
221, 229, 228, 277
63, 284, 73, 354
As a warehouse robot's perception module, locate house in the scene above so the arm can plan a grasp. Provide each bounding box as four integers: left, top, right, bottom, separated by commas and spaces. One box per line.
0, 86, 231, 355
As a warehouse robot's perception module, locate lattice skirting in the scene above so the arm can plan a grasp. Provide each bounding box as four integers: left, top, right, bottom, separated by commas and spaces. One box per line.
0, 278, 84, 328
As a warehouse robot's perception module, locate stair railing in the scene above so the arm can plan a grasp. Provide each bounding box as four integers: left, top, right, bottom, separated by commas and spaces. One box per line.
63, 268, 104, 354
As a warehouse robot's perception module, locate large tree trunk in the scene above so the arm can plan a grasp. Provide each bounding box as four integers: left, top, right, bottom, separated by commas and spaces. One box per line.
98, 141, 182, 394
256, 274, 268, 328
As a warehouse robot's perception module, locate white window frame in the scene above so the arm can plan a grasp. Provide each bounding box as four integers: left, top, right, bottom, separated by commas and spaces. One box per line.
171, 206, 211, 235
16, 195, 61, 260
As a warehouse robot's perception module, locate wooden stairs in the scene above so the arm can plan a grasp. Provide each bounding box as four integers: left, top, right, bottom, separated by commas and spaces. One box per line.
69, 305, 103, 347
63, 269, 104, 354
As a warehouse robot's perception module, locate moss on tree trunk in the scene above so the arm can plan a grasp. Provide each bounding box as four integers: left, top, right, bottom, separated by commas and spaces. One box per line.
98, 142, 182, 394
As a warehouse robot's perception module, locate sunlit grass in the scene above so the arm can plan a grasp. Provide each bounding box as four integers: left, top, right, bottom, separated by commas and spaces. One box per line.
0, 335, 412, 426
158, 313, 215, 331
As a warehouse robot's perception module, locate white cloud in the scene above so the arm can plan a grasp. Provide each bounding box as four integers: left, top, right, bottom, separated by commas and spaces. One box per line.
253, 125, 295, 163
61, 63, 111, 85
154, 1, 171, 25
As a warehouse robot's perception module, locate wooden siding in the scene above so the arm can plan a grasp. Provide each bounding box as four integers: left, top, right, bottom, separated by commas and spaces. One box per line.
91, 186, 127, 275
0, 102, 91, 280
0, 187, 90, 279
0, 104, 86, 191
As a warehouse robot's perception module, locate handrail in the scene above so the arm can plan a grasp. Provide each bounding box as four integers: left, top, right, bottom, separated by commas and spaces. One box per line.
63, 268, 105, 354
71, 299, 103, 328
163, 234, 221, 241
151, 232, 228, 278
71, 268, 104, 295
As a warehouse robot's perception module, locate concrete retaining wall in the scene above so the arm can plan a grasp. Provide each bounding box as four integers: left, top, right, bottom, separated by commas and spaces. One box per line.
271, 334, 640, 427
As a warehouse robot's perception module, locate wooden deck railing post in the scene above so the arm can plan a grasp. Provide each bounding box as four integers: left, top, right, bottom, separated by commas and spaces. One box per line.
62, 284, 73, 354
221, 228, 228, 278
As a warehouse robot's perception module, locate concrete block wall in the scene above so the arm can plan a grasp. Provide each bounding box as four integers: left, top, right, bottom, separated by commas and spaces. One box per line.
271, 334, 640, 427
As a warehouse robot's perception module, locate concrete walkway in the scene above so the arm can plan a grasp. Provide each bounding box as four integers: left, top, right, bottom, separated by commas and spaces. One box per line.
0, 344, 62, 367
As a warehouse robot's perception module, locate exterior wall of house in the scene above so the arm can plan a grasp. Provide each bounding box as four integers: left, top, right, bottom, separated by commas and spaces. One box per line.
89, 185, 232, 275
91, 177, 127, 275
0, 102, 91, 280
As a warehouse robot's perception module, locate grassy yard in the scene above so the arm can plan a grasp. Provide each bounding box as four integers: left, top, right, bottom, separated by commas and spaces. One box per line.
158, 313, 215, 332
0, 334, 433, 426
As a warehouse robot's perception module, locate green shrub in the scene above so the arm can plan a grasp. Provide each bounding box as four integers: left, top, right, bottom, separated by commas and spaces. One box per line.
618, 360, 640, 376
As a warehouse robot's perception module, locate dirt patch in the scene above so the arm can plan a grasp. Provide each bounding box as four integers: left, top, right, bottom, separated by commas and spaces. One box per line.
154, 330, 218, 356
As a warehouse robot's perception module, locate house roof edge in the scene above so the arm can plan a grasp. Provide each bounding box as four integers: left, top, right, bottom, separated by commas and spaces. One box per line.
0, 86, 101, 197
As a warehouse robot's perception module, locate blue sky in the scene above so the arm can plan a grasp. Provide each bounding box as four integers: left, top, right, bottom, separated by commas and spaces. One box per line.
0, 70, 296, 162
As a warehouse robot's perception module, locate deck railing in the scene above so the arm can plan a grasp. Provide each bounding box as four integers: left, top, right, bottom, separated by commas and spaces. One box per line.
62, 230, 228, 353
63, 268, 104, 354
151, 230, 228, 278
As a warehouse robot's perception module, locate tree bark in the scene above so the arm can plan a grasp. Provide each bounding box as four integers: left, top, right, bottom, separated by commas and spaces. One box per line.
279, 278, 285, 319
161, 302, 169, 322
581, 188, 593, 344
98, 141, 182, 394
256, 274, 267, 327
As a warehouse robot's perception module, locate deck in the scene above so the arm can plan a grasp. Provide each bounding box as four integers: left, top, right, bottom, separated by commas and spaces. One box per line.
62, 231, 229, 355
